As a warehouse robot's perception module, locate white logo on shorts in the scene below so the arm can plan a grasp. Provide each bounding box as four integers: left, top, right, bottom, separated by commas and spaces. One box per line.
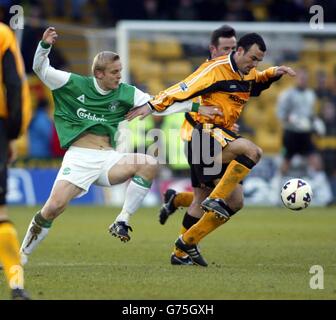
63, 167, 71, 175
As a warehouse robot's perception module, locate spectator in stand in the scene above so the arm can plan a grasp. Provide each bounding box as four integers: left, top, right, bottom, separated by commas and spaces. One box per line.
54, 0, 88, 21
277, 67, 324, 176
319, 98, 336, 204
315, 69, 331, 101
51, 124, 66, 158
196, 0, 226, 21
143, 0, 161, 20
320, 99, 336, 135
107, 0, 147, 22
268, 0, 306, 22
277, 67, 333, 205
175, 0, 198, 20
319, 0, 336, 22
0, 0, 16, 25
224, 0, 255, 21
28, 99, 53, 158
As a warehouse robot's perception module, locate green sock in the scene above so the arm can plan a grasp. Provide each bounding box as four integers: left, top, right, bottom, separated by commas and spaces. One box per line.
34, 212, 53, 228
132, 175, 152, 188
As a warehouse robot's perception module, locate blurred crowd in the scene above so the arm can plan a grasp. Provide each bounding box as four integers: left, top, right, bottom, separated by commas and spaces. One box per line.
1, 0, 335, 27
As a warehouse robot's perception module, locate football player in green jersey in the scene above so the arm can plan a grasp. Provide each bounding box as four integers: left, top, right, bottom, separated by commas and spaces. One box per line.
20, 27, 222, 264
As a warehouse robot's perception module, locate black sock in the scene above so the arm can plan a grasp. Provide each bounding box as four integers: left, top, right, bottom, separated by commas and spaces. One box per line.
182, 212, 200, 230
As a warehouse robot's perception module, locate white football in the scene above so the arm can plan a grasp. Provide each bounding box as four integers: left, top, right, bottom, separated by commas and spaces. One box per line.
280, 178, 313, 210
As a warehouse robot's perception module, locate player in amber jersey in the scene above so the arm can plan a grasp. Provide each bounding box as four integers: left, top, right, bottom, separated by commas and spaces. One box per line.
127, 33, 296, 266
0, 22, 31, 300
158, 25, 239, 266
159, 25, 237, 220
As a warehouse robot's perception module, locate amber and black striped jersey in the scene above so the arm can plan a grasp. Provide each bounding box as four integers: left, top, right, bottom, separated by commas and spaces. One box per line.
0, 22, 31, 138
151, 52, 280, 141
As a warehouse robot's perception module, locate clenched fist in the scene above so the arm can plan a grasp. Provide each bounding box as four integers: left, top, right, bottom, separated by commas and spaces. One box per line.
42, 27, 58, 45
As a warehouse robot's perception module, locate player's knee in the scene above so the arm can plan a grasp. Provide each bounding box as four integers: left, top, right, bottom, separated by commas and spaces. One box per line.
245, 144, 263, 163
144, 155, 159, 178
255, 146, 263, 162
234, 139, 262, 163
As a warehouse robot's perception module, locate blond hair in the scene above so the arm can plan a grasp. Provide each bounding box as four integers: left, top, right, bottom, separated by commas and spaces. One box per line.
91, 51, 120, 75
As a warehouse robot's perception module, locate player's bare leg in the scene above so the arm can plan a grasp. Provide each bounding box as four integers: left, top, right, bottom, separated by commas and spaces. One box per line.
20, 181, 82, 264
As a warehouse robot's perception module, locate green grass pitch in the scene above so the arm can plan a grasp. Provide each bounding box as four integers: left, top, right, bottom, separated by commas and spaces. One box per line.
1, 205, 335, 300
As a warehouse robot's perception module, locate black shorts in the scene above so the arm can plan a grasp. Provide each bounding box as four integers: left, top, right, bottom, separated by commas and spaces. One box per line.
282, 130, 316, 160
186, 123, 241, 188
0, 119, 9, 205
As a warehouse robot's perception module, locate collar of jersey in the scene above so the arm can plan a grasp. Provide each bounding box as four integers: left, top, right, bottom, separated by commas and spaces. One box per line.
229, 51, 239, 73
93, 77, 111, 95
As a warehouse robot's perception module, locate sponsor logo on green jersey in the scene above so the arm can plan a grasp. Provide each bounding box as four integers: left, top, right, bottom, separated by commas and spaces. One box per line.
76, 108, 107, 122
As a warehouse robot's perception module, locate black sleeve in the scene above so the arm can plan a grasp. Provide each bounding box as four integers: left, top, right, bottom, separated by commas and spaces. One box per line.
250, 75, 282, 97
2, 48, 22, 139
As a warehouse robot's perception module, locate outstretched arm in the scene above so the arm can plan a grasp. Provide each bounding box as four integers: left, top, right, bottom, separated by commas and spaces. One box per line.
251, 65, 296, 97
33, 27, 70, 90
274, 66, 296, 77
125, 100, 222, 121
150, 58, 224, 112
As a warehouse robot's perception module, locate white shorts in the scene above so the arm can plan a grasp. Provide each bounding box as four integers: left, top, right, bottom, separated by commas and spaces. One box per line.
53, 146, 125, 197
